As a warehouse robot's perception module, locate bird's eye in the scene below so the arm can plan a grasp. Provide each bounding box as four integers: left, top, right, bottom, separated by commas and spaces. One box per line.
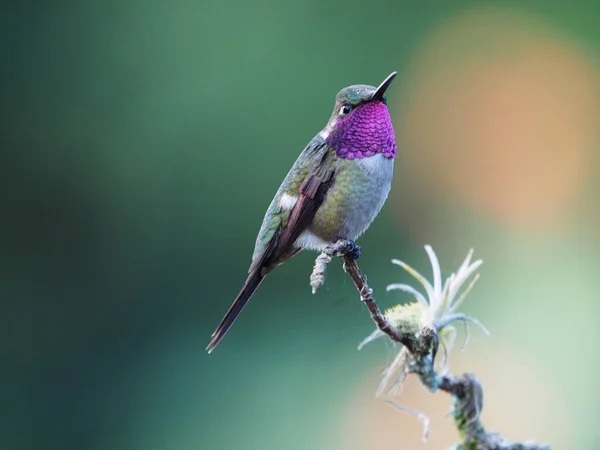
340, 104, 352, 115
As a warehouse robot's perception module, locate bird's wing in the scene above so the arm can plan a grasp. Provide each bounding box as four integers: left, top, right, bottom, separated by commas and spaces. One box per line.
250, 139, 337, 274
206, 139, 337, 353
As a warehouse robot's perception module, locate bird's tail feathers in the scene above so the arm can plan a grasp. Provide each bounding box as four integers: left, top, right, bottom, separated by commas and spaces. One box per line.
206, 269, 265, 353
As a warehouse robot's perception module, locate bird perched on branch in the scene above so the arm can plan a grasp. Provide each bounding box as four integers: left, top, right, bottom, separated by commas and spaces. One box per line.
207, 72, 398, 353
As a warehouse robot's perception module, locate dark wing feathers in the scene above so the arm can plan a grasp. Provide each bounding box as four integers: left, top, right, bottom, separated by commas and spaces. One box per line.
206, 141, 337, 353
249, 140, 334, 273
265, 150, 335, 269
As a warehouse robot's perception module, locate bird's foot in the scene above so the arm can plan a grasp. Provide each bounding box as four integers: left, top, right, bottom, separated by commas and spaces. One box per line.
344, 240, 361, 259
325, 239, 361, 259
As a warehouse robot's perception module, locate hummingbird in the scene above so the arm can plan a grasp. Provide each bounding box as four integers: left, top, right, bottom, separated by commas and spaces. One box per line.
206, 72, 398, 353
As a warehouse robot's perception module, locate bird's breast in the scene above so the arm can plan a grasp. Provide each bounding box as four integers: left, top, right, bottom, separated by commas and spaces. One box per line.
308, 153, 394, 243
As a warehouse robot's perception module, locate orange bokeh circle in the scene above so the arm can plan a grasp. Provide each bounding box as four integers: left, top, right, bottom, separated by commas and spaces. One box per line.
393, 6, 599, 228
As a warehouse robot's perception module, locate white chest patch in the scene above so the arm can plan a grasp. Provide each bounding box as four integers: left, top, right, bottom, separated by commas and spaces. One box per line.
357, 153, 387, 175
279, 193, 298, 210
295, 230, 329, 251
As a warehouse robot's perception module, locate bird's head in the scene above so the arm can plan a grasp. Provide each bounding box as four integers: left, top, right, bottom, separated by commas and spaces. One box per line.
323, 72, 398, 160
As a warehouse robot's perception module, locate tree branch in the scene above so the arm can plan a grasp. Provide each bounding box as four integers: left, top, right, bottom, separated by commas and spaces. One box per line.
342, 254, 417, 351
311, 242, 550, 450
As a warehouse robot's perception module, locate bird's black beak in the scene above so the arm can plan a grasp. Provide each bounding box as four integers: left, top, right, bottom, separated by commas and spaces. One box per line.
370, 71, 398, 102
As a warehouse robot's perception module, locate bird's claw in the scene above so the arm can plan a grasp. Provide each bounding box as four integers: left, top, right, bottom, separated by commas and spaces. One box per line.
326, 239, 361, 259
344, 240, 361, 259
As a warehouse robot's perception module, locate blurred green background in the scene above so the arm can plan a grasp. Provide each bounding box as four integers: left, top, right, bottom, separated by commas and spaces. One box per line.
3, 0, 600, 449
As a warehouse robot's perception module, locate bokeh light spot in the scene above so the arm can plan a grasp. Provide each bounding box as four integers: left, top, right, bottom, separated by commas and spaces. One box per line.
394, 5, 600, 229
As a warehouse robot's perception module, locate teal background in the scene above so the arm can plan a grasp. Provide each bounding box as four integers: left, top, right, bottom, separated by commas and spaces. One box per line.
3, 1, 599, 449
